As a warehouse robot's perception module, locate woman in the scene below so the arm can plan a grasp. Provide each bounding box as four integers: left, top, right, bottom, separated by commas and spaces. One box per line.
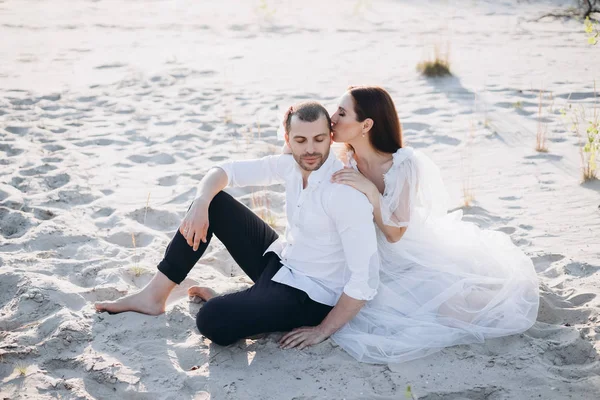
307, 86, 538, 364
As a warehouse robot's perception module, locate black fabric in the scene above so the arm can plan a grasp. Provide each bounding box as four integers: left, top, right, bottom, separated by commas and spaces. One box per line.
157, 190, 333, 346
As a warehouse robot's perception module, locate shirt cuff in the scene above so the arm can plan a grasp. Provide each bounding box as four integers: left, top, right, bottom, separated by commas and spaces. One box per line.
215, 164, 233, 186
343, 281, 377, 301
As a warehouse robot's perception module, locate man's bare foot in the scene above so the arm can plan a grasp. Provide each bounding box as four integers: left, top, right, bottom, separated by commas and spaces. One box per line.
94, 271, 175, 315
187, 286, 217, 302
95, 291, 165, 315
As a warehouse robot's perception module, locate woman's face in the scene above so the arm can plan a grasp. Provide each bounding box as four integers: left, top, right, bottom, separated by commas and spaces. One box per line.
331, 92, 364, 143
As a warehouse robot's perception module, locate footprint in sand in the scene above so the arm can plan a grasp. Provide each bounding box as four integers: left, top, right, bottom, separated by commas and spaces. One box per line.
0, 144, 25, 157
44, 173, 70, 190
20, 164, 58, 177
154, 120, 177, 126
166, 133, 196, 143
531, 253, 565, 272
542, 336, 598, 367
563, 261, 600, 278
4, 126, 30, 135
158, 175, 179, 186
401, 122, 430, 132
495, 226, 516, 234
126, 207, 181, 232
104, 231, 154, 248
499, 195, 521, 201
568, 293, 596, 307
413, 107, 437, 115
20, 206, 57, 221
43, 144, 66, 152
128, 153, 176, 165
0, 208, 34, 239
41, 156, 63, 163
93, 207, 116, 218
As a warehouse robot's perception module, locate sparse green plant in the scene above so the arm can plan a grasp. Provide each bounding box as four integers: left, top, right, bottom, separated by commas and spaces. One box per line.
405, 385, 416, 399
536, 90, 549, 153
256, 0, 276, 18
583, 118, 599, 180
560, 82, 600, 181
417, 44, 451, 78
512, 101, 523, 109
585, 16, 599, 44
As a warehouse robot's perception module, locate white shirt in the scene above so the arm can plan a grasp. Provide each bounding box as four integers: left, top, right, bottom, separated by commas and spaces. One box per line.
217, 152, 380, 306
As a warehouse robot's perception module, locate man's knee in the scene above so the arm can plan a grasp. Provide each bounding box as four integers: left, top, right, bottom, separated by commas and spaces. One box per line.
196, 300, 238, 346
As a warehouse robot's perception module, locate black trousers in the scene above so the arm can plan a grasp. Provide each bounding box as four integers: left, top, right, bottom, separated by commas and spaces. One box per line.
157, 191, 333, 346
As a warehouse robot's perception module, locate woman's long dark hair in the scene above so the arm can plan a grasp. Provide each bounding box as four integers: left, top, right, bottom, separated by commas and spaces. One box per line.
347, 86, 404, 154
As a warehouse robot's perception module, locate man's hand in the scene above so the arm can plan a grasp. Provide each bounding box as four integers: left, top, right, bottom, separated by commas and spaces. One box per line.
279, 326, 329, 350
179, 199, 210, 251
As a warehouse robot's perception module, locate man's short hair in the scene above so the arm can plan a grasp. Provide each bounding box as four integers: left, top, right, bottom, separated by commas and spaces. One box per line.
284, 101, 332, 135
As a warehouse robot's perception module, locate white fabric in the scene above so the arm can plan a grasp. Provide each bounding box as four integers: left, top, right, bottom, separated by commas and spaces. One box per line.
332, 147, 540, 364
218, 152, 380, 306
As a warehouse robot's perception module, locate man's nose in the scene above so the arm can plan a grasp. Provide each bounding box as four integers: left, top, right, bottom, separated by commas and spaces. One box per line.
307, 141, 315, 153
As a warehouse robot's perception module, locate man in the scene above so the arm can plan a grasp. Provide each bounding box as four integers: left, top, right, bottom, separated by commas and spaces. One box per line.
96, 101, 380, 350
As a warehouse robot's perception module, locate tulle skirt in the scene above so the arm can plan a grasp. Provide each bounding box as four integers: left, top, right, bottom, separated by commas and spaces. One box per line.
331, 210, 540, 364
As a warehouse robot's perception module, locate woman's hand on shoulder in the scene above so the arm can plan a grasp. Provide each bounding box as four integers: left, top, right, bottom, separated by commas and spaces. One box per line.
331, 167, 379, 200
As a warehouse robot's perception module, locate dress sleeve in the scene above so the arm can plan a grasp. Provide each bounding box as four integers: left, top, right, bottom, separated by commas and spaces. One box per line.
379, 149, 449, 228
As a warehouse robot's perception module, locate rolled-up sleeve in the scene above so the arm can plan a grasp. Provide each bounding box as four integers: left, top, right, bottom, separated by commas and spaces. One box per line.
217, 154, 294, 188
327, 185, 380, 301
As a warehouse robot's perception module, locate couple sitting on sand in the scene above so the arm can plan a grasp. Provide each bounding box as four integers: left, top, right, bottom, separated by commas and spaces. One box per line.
96, 86, 539, 364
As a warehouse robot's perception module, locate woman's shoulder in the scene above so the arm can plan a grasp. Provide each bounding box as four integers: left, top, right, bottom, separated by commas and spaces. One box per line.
391, 146, 415, 166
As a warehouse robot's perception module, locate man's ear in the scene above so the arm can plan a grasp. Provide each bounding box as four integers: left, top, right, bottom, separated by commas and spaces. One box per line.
363, 118, 374, 133
284, 133, 290, 145
329, 131, 334, 144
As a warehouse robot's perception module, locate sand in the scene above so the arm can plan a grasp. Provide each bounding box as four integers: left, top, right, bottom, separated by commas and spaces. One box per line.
1, 0, 599, 398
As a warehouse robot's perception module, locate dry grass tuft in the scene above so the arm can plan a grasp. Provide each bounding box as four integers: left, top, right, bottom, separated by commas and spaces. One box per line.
536, 90, 549, 153
14, 362, 28, 376
130, 265, 147, 277
417, 44, 452, 78
251, 190, 278, 229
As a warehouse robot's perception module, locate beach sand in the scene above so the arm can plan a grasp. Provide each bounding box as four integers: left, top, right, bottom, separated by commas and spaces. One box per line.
1, 0, 599, 398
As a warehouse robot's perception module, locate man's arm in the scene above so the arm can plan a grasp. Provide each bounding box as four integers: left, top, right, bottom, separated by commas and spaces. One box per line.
279, 186, 380, 349
218, 154, 294, 188
179, 167, 228, 251
318, 186, 380, 331
279, 293, 365, 350
181, 155, 294, 250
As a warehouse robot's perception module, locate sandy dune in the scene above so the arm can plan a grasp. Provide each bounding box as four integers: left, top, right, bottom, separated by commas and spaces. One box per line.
1, 0, 599, 399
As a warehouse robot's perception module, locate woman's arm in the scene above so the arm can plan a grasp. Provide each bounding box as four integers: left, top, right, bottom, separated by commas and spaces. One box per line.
331, 169, 407, 243
366, 190, 407, 243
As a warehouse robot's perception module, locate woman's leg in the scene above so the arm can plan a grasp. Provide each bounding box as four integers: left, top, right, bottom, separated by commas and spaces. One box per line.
95, 191, 279, 314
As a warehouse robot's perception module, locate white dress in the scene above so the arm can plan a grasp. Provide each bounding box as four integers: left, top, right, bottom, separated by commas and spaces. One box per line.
331, 147, 540, 364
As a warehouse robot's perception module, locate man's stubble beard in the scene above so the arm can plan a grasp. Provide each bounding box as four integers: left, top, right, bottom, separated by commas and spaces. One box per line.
293, 147, 330, 172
